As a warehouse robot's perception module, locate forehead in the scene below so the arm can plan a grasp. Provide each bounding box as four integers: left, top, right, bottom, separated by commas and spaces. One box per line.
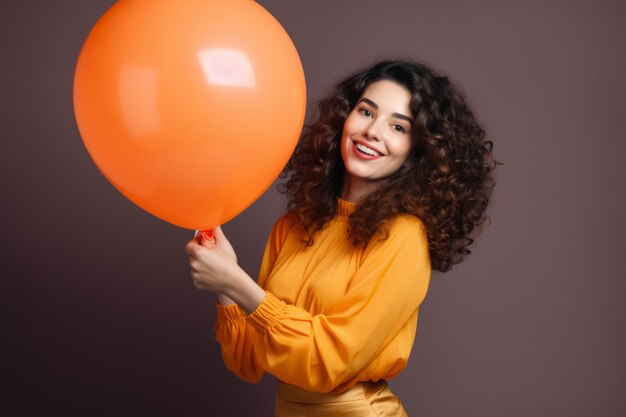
360, 80, 412, 115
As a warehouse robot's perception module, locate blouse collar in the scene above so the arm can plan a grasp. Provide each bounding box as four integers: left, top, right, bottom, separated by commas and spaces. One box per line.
336, 197, 357, 216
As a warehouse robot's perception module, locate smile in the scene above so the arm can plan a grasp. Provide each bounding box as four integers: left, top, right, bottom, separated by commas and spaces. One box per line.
352, 140, 383, 160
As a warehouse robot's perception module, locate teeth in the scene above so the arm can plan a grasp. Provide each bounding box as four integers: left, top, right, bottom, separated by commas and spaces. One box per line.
355, 142, 381, 156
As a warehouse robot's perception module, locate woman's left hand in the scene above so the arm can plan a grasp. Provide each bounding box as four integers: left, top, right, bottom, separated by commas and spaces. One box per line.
185, 231, 241, 293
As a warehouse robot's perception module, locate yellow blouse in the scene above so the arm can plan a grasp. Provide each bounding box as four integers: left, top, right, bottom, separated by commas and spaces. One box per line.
214, 197, 431, 394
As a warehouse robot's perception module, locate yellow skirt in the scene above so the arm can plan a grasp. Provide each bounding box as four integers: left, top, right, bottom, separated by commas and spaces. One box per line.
275, 379, 408, 417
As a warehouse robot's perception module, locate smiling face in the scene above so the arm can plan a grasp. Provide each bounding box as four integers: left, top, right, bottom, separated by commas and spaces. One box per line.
339, 79, 414, 201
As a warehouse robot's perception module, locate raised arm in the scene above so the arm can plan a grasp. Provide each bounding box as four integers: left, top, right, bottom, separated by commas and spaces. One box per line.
214, 214, 292, 382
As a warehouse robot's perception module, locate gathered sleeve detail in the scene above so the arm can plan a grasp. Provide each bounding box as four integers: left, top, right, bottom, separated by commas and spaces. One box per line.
246, 292, 287, 333
214, 302, 263, 383
216, 302, 247, 321
246, 215, 432, 393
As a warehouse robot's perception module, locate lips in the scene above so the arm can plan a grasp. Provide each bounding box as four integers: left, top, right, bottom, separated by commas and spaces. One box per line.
351, 140, 383, 160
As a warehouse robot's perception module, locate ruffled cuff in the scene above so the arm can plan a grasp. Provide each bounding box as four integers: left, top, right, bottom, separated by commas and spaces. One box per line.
216, 301, 247, 321
246, 291, 287, 334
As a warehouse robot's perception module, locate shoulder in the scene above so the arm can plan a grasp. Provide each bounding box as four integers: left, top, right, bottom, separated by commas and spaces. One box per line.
268, 211, 300, 242
362, 213, 429, 257
359, 213, 432, 280
273, 211, 298, 232
384, 213, 428, 242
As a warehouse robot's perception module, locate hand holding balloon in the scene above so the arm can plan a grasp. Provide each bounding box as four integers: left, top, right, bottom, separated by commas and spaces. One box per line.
186, 228, 238, 293
198, 226, 237, 263
185, 227, 265, 314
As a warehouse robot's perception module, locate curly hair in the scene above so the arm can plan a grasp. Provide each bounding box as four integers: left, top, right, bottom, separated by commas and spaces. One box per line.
278, 59, 500, 272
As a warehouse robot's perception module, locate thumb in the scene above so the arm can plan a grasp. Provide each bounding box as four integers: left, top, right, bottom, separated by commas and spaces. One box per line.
212, 225, 226, 241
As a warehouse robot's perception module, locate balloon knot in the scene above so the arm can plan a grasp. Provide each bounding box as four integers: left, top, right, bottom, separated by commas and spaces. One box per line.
200, 229, 215, 241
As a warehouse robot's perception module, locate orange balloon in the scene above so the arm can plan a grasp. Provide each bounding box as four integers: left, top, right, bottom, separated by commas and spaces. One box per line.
73, 0, 306, 230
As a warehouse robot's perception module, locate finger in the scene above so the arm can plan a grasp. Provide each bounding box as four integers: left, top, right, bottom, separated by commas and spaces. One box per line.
185, 240, 200, 256
192, 279, 209, 291
213, 225, 226, 240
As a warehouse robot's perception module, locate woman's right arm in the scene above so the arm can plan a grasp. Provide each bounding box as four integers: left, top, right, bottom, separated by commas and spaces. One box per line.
214, 300, 264, 382
217, 293, 236, 305
214, 215, 290, 383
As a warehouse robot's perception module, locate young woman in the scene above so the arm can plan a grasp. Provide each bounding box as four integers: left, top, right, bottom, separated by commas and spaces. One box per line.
185, 59, 497, 416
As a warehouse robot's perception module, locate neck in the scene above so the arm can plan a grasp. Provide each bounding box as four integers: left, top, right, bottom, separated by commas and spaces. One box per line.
340, 174, 383, 203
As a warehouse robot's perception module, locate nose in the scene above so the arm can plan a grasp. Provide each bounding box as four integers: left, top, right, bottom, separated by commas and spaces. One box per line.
364, 118, 383, 141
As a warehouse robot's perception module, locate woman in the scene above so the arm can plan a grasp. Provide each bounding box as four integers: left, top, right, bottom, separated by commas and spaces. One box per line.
185, 59, 497, 416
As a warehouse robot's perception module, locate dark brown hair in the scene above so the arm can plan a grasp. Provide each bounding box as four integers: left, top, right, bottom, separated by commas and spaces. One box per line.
278, 59, 500, 272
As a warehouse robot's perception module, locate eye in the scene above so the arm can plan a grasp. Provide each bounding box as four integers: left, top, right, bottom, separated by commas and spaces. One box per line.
393, 124, 407, 133
357, 107, 373, 118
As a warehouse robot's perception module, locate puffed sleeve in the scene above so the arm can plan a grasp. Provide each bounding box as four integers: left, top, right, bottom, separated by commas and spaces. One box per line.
245, 215, 431, 393
214, 214, 291, 383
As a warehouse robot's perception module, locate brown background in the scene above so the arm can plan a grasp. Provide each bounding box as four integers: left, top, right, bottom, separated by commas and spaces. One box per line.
2, 0, 625, 416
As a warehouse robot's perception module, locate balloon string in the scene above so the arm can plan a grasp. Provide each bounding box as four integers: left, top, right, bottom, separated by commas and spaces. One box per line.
200, 229, 215, 241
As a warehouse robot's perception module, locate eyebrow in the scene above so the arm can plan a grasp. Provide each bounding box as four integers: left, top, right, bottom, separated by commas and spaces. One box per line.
358, 98, 413, 126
